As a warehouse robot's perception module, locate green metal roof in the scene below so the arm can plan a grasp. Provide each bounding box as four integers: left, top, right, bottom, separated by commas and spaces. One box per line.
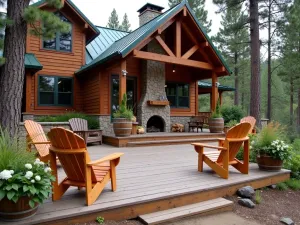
76, 0, 231, 75
86, 27, 129, 64
198, 81, 235, 92
32, 0, 99, 44
25, 53, 43, 70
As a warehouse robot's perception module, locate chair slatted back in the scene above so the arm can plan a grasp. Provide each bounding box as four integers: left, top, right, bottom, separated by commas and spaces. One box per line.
217, 123, 251, 163
240, 116, 256, 134
24, 120, 50, 158
69, 118, 88, 132
48, 128, 97, 182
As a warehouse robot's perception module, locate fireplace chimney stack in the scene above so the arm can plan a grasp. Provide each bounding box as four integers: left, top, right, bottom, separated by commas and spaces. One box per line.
137, 3, 164, 26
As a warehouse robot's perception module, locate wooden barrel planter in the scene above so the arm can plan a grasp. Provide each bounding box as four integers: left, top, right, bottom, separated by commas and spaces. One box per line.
256, 155, 283, 171
113, 118, 133, 137
0, 197, 39, 221
208, 118, 224, 133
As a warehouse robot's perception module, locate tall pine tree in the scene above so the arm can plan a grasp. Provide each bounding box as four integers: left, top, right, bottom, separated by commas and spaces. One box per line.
213, 5, 249, 106
120, 13, 131, 32
0, 0, 70, 136
168, 0, 212, 33
107, 8, 120, 30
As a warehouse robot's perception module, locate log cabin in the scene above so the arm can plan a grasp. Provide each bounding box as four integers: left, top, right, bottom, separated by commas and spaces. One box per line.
23, 0, 233, 135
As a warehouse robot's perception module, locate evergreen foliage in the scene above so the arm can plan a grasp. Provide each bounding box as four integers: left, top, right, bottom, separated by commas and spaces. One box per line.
113, 94, 134, 120
120, 13, 131, 32
168, 0, 212, 33
107, 8, 120, 29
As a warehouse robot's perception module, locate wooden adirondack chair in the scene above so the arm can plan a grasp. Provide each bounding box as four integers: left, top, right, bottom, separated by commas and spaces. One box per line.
48, 127, 124, 206
69, 118, 102, 145
240, 116, 256, 134
192, 122, 251, 179
24, 120, 51, 162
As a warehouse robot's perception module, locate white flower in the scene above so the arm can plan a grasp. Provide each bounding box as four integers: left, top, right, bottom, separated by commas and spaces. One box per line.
25, 163, 32, 170
34, 158, 44, 166
25, 171, 33, 179
35, 175, 41, 181
0, 170, 13, 180
9, 170, 14, 175
31, 179, 35, 183
44, 167, 51, 173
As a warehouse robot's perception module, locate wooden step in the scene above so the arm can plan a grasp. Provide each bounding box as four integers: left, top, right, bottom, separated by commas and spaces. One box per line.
127, 138, 218, 147
138, 198, 233, 225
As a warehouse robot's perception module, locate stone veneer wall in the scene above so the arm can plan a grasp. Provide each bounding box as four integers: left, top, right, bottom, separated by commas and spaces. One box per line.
170, 116, 192, 132
98, 116, 114, 135
137, 39, 171, 132
139, 10, 162, 26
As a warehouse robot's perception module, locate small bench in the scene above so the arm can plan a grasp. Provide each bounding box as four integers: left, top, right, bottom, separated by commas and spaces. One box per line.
188, 116, 209, 133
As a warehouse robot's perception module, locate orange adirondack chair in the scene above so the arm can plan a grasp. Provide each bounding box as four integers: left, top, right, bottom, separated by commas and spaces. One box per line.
24, 120, 51, 162
240, 116, 256, 134
48, 127, 124, 206
192, 122, 251, 179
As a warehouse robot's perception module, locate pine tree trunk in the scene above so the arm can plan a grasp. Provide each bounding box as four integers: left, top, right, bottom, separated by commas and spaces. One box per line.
234, 51, 239, 105
0, 0, 30, 136
290, 78, 294, 126
267, 1, 272, 120
249, 0, 261, 126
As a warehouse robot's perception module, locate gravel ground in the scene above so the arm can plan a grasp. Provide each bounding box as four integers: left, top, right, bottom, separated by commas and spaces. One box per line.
227, 189, 300, 225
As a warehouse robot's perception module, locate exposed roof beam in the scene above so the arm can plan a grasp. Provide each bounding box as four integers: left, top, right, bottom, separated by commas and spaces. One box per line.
214, 66, 226, 73
176, 20, 181, 57
133, 50, 213, 70
155, 35, 175, 57
182, 45, 199, 59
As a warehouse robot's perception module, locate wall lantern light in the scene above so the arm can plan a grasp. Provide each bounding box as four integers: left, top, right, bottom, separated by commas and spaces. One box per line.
122, 70, 128, 76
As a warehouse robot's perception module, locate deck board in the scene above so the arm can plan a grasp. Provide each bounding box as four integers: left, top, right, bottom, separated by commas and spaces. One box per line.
4, 143, 290, 225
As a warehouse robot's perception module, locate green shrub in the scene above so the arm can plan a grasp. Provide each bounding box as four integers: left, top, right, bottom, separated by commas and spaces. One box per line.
292, 139, 300, 153
284, 151, 300, 179
226, 120, 238, 127
285, 179, 300, 190
221, 105, 244, 124
276, 182, 288, 191
37, 112, 100, 129
211, 100, 222, 118
113, 94, 134, 120
96, 216, 105, 224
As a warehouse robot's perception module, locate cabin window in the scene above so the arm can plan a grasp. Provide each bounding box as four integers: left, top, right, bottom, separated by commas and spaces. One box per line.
43, 13, 72, 52
38, 75, 73, 106
166, 83, 189, 108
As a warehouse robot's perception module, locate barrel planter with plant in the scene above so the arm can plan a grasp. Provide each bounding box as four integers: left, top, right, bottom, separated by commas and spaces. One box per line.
113, 94, 134, 137
251, 122, 291, 171
208, 101, 224, 133
0, 129, 55, 221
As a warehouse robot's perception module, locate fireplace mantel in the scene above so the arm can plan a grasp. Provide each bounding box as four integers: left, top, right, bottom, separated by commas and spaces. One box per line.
147, 100, 169, 106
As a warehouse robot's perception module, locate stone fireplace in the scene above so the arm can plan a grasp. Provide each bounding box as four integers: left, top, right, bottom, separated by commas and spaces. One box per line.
137, 3, 171, 133
147, 115, 165, 132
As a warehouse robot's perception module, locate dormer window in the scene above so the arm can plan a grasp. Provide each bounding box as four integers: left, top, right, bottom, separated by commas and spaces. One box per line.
43, 13, 72, 52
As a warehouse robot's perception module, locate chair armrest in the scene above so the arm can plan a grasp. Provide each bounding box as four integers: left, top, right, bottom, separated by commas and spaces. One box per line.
217, 138, 225, 141
87, 153, 124, 166
227, 137, 249, 142
192, 143, 227, 151
31, 141, 51, 145
73, 130, 102, 133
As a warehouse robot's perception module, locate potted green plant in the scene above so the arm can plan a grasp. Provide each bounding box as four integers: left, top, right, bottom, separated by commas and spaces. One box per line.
113, 93, 134, 137
0, 129, 55, 221
208, 101, 224, 133
251, 122, 291, 171
224, 120, 238, 134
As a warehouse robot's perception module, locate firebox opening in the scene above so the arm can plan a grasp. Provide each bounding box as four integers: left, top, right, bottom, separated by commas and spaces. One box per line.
147, 116, 165, 133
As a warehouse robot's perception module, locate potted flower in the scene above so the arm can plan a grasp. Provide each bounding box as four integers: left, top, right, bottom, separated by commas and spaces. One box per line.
251, 122, 291, 171
224, 120, 238, 134
208, 101, 224, 133
0, 129, 55, 221
113, 93, 134, 137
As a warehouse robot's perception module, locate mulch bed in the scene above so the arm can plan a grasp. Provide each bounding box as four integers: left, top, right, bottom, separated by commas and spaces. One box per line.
227, 189, 300, 225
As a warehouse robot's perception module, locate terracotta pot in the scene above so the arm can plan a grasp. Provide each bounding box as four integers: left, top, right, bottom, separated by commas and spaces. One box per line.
0, 196, 39, 221
208, 118, 224, 133
256, 155, 283, 171
113, 118, 133, 137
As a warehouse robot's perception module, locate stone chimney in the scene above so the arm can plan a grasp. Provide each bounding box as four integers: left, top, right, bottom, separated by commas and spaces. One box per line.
137, 3, 164, 26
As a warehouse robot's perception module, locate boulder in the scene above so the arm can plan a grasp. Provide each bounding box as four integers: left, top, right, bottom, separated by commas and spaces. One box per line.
280, 217, 294, 225
238, 199, 255, 208
237, 186, 255, 198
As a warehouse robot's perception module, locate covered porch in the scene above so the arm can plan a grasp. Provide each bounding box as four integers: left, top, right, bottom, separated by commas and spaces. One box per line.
9, 143, 290, 225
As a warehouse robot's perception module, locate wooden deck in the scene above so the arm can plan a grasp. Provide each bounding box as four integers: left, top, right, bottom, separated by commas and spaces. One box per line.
103, 130, 225, 147
7, 143, 289, 225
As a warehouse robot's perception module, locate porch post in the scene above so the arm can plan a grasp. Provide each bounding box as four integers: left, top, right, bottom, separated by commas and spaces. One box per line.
211, 72, 218, 111
119, 59, 127, 104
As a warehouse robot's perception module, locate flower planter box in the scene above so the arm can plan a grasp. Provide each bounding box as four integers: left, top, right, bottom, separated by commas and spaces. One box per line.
113, 118, 133, 137
256, 155, 283, 171
208, 118, 224, 133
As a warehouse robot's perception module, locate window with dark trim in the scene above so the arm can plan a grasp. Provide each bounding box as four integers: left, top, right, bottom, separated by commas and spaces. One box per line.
38, 75, 73, 106
166, 83, 189, 108
43, 13, 72, 52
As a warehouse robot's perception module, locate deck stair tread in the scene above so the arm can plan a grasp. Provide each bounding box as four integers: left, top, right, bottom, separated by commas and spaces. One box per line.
138, 198, 233, 225
127, 138, 219, 146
